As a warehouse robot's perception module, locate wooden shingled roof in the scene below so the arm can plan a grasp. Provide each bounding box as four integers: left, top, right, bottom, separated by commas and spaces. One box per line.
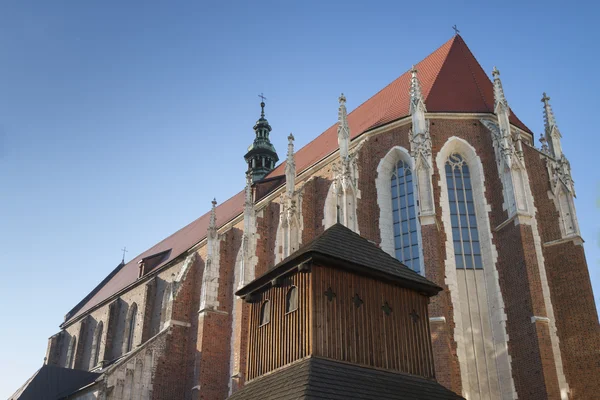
227, 357, 464, 400
236, 223, 442, 297
63, 35, 531, 326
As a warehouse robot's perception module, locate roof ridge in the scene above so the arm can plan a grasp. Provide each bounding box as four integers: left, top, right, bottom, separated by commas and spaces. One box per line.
422, 36, 459, 100
264, 36, 458, 182
457, 35, 492, 112
322, 224, 428, 281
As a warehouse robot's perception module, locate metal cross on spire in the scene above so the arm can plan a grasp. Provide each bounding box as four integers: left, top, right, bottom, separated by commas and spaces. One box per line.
121, 247, 128, 263
258, 93, 267, 117
452, 25, 460, 35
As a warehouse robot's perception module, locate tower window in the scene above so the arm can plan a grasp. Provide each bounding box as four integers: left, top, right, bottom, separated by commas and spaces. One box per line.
391, 160, 420, 272
259, 300, 270, 326
445, 153, 482, 269
286, 286, 298, 313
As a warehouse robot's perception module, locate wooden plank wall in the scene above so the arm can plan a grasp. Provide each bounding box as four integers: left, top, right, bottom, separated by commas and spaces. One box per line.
312, 265, 435, 378
246, 270, 312, 381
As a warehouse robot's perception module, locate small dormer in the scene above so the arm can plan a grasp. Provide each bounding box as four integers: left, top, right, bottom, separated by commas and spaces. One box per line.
230, 224, 463, 399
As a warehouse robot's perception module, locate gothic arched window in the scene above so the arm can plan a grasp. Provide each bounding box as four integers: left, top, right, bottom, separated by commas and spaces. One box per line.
259, 300, 270, 326
66, 336, 76, 368
124, 303, 138, 353
391, 159, 420, 272
445, 154, 483, 269
286, 286, 298, 313
90, 321, 103, 368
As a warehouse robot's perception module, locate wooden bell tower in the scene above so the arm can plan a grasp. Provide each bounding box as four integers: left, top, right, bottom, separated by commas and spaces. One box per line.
230, 224, 464, 400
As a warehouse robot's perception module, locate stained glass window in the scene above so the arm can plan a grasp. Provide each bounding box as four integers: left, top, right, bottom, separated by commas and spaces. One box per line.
445, 153, 483, 269
391, 160, 420, 273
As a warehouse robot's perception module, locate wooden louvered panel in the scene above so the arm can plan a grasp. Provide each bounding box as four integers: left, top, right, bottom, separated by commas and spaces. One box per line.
246, 270, 311, 381
311, 265, 435, 378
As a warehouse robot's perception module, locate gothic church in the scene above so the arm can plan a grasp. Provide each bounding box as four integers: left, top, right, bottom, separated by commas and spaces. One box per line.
13, 34, 600, 400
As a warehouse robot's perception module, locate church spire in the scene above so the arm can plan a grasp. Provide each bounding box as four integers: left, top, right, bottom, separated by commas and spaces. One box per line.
285, 133, 296, 197
337, 93, 350, 162
244, 98, 279, 183
542, 92, 563, 159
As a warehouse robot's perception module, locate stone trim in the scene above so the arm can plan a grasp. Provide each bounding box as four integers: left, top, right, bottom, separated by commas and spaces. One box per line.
523, 170, 571, 398
375, 146, 425, 275
166, 319, 192, 328
436, 136, 516, 400
198, 308, 229, 316
531, 316, 551, 324
543, 235, 584, 247
429, 317, 447, 323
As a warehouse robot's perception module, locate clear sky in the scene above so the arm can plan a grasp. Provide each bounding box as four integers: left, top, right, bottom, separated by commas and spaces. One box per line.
1, 0, 598, 397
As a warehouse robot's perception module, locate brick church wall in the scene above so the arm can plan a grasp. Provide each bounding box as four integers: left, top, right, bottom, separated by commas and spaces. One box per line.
43, 117, 599, 400
525, 144, 600, 400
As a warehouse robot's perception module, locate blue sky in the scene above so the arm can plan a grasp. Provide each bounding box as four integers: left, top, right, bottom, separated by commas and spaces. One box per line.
1, 1, 598, 397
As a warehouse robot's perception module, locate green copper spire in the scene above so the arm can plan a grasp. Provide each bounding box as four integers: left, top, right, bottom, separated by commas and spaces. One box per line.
244, 98, 279, 182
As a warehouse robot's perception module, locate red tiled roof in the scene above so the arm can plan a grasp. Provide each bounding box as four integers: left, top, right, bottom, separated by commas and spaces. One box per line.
64, 35, 532, 325
267, 35, 530, 179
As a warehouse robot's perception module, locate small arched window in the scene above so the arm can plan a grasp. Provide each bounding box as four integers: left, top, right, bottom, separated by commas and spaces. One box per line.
66, 336, 76, 368
125, 303, 138, 353
90, 321, 103, 368
286, 286, 298, 313
259, 300, 270, 326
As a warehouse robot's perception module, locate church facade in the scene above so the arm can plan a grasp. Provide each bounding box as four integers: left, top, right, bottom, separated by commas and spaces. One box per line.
35, 35, 599, 400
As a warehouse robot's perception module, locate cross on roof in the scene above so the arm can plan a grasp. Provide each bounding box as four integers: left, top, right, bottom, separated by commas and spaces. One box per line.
452, 25, 460, 35
121, 246, 128, 263
258, 93, 267, 103
410, 309, 420, 323
324, 287, 336, 302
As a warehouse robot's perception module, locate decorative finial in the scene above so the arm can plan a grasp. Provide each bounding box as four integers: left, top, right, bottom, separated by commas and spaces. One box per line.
337, 93, 350, 161
541, 92, 558, 134
258, 93, 267, 118
541, 92, 563, 158
492, 66, 509, 112
452, 25, 460, 35
209, 198, 217, 229
286, 133, 296, 197
539, 133, 549, 154
410, 65, 425, 113
492, 66, 499, 77
245, 172, 253, 206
